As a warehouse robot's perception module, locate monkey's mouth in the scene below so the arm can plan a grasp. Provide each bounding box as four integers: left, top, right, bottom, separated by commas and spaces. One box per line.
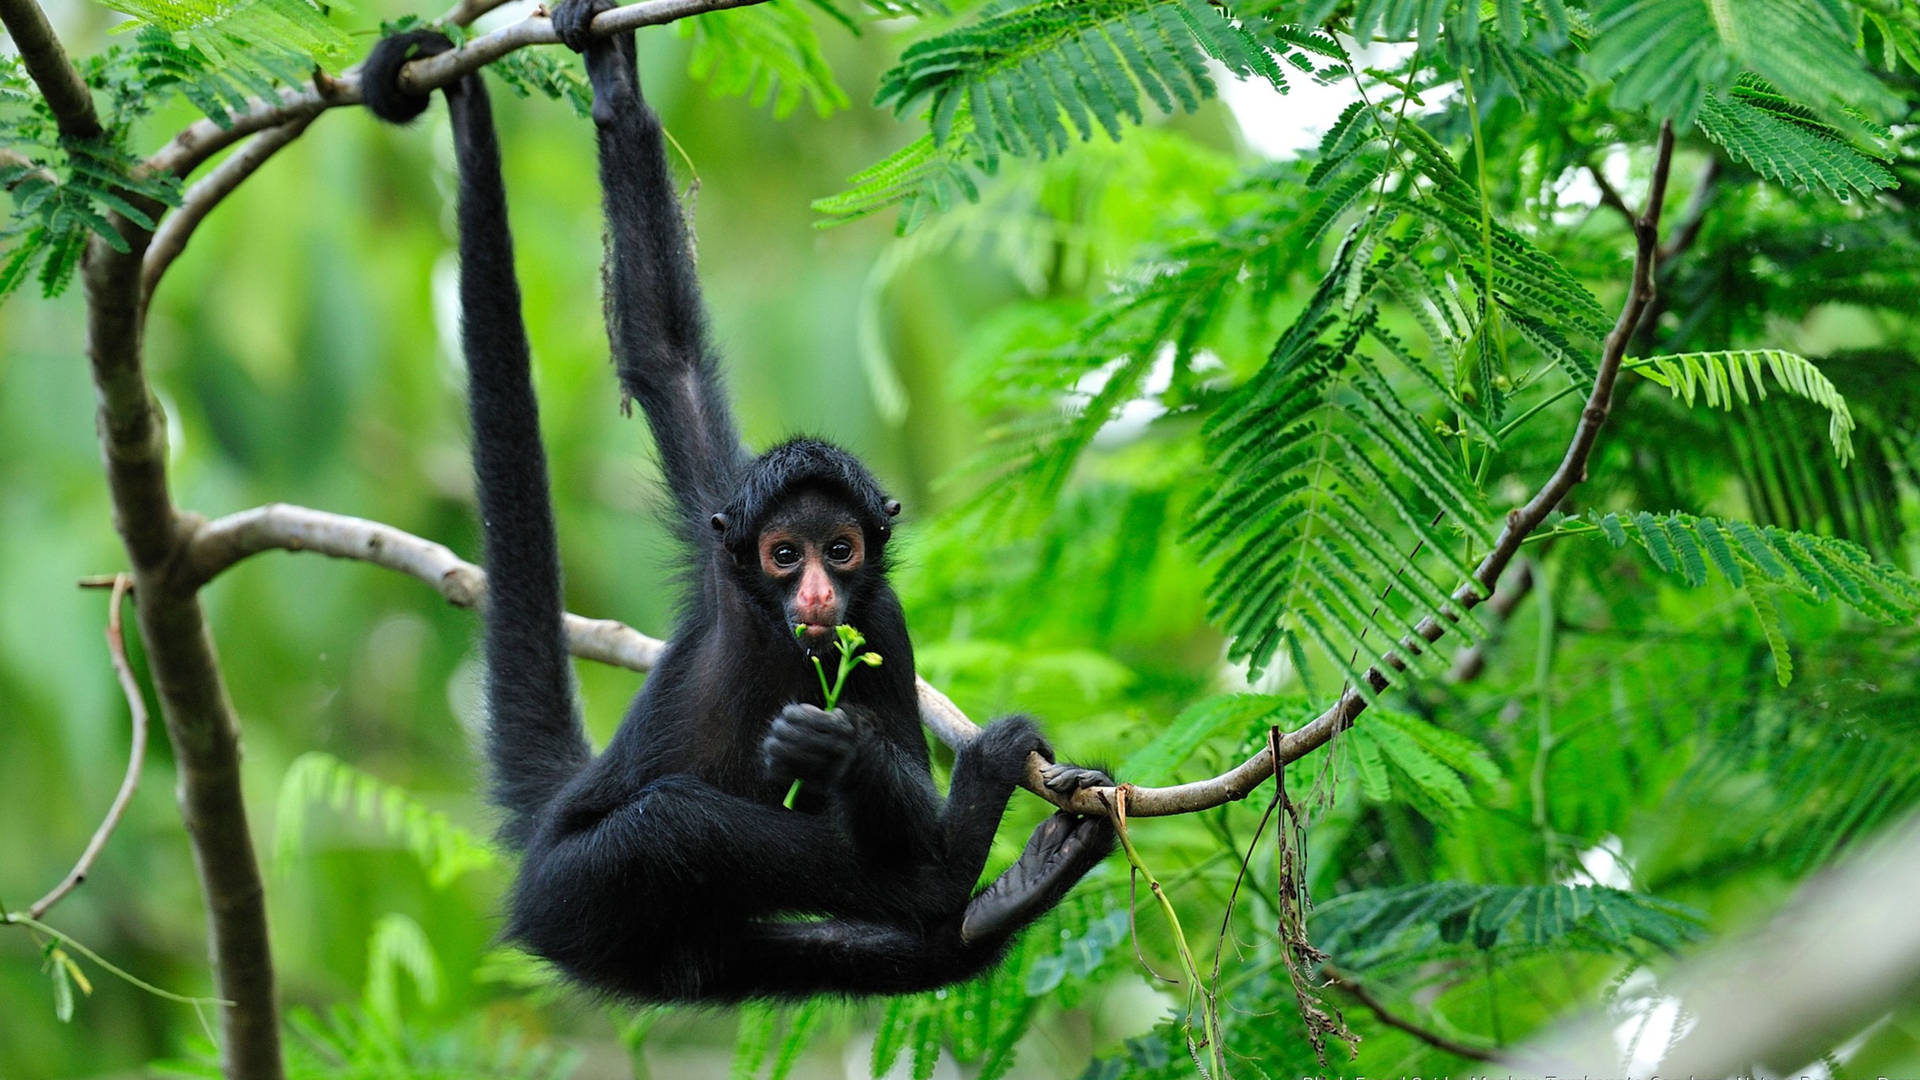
793, 622, 835, 647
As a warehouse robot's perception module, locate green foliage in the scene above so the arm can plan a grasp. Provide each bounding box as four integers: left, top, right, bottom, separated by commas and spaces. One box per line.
489, 49, 593, 117
682, 0, 851, 118
1340, 709, 1500, 821
1186, 229, 1497, 682
876, 0, 1288, 156
828, 0, 1340, 227
1631, 349, 1857, 464
159, 1006, 581, 1080
1586, 0, 1897, 127
1681, 662, 1920, 873
273, 752, 499, 889
0, 132, 178, 299
1584, 511, 1920, 626
104, 0, 350, 69
1694, 75, 1897, 200
1311, 883, 1705, 975
1122, 693, 1307, 785
115, 26, 317, 130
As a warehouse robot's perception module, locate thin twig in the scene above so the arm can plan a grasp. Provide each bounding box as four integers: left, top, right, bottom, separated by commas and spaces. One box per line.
1659, 158, 1720, 263
0, 147, 58, 189
1588, 161, 1632, 224
1325, 966, 1501, 1063
29, 575, 150, 918
143, 115, 318, 300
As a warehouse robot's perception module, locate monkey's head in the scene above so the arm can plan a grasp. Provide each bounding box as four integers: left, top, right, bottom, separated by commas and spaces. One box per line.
709, 439, 902, 655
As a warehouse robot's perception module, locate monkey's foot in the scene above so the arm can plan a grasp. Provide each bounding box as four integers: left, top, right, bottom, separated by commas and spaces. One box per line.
1041, 762, 1113, 796
551, 0, 615, 52
959, 811, 1114, 944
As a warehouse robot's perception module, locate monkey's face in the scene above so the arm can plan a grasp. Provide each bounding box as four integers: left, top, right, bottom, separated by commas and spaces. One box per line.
755, 490, 872, 655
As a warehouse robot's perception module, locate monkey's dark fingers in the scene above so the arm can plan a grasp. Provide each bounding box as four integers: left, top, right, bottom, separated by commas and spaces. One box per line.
761, 704, 858, 784
550, 0, 615, 53
1040, 763, 1113, 795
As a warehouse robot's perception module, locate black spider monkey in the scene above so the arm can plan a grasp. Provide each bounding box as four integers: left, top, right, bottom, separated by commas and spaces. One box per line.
359, 3, 1114, 1002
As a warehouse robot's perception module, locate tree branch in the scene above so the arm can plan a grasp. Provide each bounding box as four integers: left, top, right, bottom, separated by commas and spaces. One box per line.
145, 0, 775, 180
183, 504, 999, 791
29, 576, 150, 919
83, 168, 286, 1080
0, 0, 101, 139
143, 116, 318, 301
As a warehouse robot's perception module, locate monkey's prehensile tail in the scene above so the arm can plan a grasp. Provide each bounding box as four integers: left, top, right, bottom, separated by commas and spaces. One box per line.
363, 34, 591, 849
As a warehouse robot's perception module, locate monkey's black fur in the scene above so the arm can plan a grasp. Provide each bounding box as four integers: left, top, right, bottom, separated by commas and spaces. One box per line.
362, 10, 1113, 1003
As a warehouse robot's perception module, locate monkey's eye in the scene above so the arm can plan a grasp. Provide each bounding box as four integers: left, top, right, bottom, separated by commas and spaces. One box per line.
827, 539, 854, 564
771, 543, 801, 569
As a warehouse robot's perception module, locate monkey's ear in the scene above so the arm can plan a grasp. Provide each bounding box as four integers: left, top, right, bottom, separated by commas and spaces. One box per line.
884, 499, 902, 518
710, 513, 730, 532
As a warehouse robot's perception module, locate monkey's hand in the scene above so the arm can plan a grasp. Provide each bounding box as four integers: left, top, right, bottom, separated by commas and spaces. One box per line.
551, 0, 615, 53
762, 704, 865, 788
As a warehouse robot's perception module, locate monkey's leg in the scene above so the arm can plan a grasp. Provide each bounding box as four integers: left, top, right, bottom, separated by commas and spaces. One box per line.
960, 809, 1114, 944
652, 917, 1011, 1002
510, 774, 921, 953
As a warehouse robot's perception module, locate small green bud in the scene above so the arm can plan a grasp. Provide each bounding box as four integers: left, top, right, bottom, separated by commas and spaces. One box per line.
861, 653, 884, 667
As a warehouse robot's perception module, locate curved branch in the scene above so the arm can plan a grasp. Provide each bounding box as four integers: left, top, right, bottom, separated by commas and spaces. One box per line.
29, 576, 150, 919
185, 504, 1006, 786
143, 115, 318, 300
145, 0, 774, 180
0, 0, 101, 139
187, 503, 664, 669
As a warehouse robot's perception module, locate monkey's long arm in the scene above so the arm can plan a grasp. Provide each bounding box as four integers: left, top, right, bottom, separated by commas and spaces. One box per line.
363, 34, 591, 848
569, 10, 747, 528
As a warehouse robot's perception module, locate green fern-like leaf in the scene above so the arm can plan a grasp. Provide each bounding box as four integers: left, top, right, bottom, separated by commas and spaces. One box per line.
877, 0, 1284, 161
1312, 882, 1705, 976
1587, 0, 1895, 127
364, 913, 443, 1026
682, 0, 850, 119
0, 134, 180, 301
273, 751, 498, 888
1587, 511, 1920, 627
1189, 231, 1496, 681
107, 0, 351, 77
1746, 584, 1794, 687
812, 125, 981, 234
1630, 348, 1857, 464
1341, 709, 1500, 821
1694, 75, 1896, 201
489, 48, 593, 117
